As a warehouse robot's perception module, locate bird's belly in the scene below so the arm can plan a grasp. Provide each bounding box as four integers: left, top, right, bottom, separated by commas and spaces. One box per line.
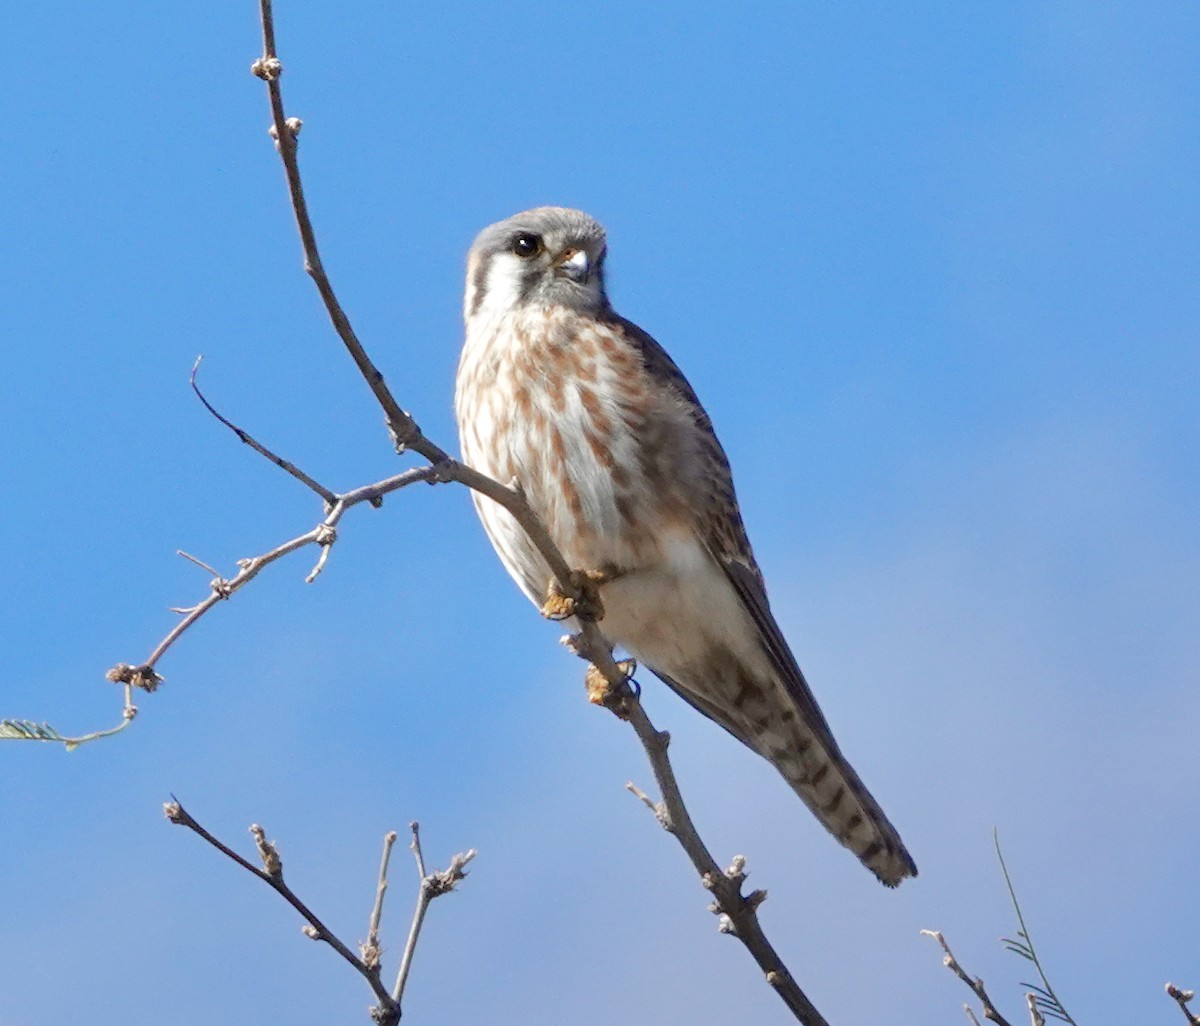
597, 530, 773, 687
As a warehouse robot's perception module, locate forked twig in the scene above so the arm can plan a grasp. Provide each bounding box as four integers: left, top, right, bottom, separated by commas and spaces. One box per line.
165, 799, 395, 1015
3, 368, 441, 749
5, 0, 618, 749
392, 822, 477, 1005
165, 799, 473, 1026
103, 461, 439, 701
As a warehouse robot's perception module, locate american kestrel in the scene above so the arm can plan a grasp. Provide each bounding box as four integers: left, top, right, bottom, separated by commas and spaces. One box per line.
455, 207, 916, 886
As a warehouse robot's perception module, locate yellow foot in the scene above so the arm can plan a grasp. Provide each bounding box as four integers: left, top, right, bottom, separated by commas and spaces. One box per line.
585, 659, 638, 719
540, 568, 609, 623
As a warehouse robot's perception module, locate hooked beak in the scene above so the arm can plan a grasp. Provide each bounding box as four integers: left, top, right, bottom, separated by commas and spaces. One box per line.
555, 248, 590, 282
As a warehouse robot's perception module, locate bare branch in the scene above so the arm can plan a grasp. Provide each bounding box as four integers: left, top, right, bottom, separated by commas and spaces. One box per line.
620, 696, 828, 1025
172, 809, 475, 1026
361, 830, 398, 971
408, 820, 428, 880
13, 1, 858, 1020
105, 464, 438, 696
164, 798, 427, 1025
22, 6, 627, 747
177, 549, 225, 579
191, 355, 337, 504
922, 929, 1018, 1026
392, 821, 477, 1008
625, 780, 661, 816
251, 0, 423, 457
6, 429, 440, 750
1168, 984, 1200, 1026
1026, 993, 1045, 1026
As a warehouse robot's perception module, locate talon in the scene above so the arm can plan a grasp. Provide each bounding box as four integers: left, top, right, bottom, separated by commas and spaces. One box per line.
584, 659, 638, 719
540, 581, 575, 621
584, 665, 609, 704
540, 568, 609, 623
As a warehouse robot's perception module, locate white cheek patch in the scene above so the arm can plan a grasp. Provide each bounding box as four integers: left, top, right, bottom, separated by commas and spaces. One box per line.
480, 254, 530, 317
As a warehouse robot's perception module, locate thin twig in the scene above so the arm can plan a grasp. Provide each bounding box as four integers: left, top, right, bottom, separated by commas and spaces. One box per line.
1168, 984, 1200, 1026
167, 800, 476, 1026
252, 0, 422, 456
393, 823, 428, 1003
361, 830, 398, 971
5, 425, 439, 750
409, 821, 428, 880
103, 464, 438, 698
164, 798, 398, 1019
177, 549, 224, 579
922, 929, 1017, 1026
1026, 993, 1045, 1026
191, 355, 337, 504
392, 821, 476, 1008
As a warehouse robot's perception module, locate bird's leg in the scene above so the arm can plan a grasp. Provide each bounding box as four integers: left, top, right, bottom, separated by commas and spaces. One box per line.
584, 659, 639, 720
540, 568, 610, 622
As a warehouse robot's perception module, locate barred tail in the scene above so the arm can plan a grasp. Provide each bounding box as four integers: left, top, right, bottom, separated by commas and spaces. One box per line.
760, 720, 917, 887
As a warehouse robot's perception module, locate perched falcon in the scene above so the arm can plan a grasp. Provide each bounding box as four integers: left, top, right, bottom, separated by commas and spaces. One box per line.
455, 207, 916, 886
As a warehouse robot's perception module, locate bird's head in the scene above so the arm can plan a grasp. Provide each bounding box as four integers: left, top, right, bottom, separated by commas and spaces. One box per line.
464, 207, 609, 321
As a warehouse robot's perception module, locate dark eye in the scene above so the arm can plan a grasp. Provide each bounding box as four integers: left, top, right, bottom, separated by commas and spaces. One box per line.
510, 232, 543, 259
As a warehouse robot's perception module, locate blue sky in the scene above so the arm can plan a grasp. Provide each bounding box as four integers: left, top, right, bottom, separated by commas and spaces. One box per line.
2, 2, 1197, 1023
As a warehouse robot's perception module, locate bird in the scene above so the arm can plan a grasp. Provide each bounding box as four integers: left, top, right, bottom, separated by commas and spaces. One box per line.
455, 206, 916, 886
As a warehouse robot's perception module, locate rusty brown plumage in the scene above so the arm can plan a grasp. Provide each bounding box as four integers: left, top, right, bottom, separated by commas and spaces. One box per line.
456, 207, 916, 886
